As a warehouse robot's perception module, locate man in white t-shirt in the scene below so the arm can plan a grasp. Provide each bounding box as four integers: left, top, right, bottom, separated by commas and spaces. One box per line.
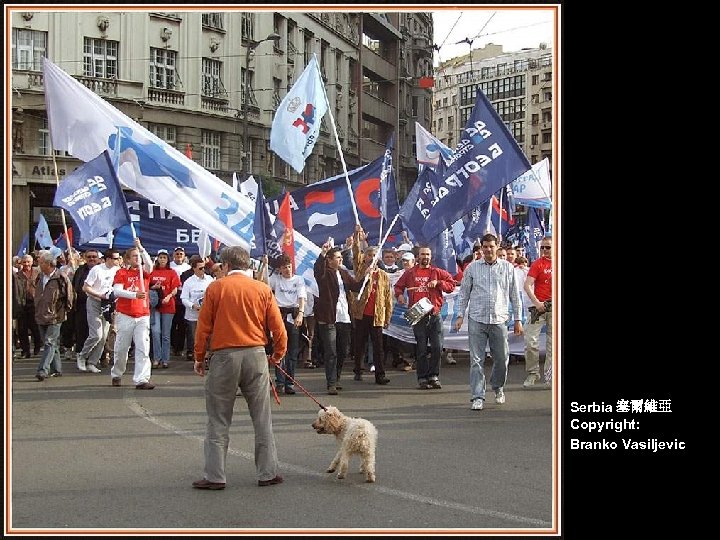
268, 254, 306, 394
77, 248, 122, 373
181, 258, 214, 361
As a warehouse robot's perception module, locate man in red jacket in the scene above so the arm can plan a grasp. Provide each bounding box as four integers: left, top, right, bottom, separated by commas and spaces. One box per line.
394, 246, 456, 389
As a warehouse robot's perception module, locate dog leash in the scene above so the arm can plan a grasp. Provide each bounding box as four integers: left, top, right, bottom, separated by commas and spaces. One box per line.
274, 363, 327, 411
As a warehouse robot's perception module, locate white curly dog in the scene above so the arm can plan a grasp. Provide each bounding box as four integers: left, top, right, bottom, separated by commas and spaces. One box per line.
311, 406, 378, 483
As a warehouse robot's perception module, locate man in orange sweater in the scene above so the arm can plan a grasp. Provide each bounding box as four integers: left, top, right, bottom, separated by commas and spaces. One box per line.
192, 246, 288, 490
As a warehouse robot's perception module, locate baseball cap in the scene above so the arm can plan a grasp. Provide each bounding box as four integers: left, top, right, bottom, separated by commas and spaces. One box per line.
401, 252, 415, 261
397, 243, 413, 252
174, 246, 185, 252
157, 249, 168, 255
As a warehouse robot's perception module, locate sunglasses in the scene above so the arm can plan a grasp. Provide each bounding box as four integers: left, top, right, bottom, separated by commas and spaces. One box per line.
112, 256, 122, 260
540, 246, 551, 250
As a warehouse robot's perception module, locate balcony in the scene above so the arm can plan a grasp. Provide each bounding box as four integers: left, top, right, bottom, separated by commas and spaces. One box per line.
362, 91, 397, 122
76, 75, 118, 97
541, 120, 552, 130
148, 88, 185, 105
201, 95, 229, 113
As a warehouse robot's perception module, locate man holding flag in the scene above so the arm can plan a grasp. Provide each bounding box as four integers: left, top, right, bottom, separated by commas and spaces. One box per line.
110, 238, 155, 389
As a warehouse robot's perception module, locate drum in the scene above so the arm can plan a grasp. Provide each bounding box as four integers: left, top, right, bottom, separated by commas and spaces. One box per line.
403, 297, 434, 326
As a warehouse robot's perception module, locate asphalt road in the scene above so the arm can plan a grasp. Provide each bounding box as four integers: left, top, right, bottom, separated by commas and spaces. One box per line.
8, 351, 554, 534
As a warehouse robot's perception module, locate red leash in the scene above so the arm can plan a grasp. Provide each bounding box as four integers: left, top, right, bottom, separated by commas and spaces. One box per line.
274, 363, 327, 411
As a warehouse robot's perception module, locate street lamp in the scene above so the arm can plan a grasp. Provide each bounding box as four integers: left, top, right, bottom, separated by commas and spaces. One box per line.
243, 32, 281, 174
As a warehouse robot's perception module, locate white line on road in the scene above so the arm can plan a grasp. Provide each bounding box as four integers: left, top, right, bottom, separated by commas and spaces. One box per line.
127, 398, 551, 528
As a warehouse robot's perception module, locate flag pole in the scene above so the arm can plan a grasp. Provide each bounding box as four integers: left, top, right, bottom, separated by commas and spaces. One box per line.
314, 53, 360, 226
358, 213, 401, 298
48, 133, 75, 269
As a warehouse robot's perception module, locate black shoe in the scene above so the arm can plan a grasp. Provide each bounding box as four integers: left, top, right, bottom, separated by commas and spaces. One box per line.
335, 384, 343, 390
23, 352, 31, 359
284, 387, 296, 395
375, 375, 390, 385
35, 372, 47, 381
258, 475, 283, 487
33, 348, 41, 355
353, 373, 362, 381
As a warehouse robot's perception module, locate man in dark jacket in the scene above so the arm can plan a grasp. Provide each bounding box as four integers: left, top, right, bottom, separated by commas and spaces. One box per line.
313, 243, 362, 395
34, 249, 74, 380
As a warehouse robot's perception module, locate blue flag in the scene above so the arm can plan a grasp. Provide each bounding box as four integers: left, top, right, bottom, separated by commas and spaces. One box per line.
379, 134, 394, 223
16, 233, 29, 257
398, 169, 457, 273
53, 150, 132, 245
419, 89, 531, 241
35, 213, 54, 249
270, 55, 329, 173
250, 177, 282, 261
268, 154, 401, 247
525, 207, 546, 261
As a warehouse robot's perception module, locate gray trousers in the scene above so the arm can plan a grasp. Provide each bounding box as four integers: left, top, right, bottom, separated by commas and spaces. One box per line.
79, 297, 110, 366
203, 346, 279, 484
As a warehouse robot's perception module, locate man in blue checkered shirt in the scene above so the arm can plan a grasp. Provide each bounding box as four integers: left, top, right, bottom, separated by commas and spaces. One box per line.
455, 233, 523, 411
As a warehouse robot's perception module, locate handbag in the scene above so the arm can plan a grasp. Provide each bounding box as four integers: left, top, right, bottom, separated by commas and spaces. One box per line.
149, 289, 160, 309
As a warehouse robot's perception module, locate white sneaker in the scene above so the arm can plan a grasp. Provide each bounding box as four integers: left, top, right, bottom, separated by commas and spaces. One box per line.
523, 374, 540, 388
370, 365, 376, 372
86, 364, 101, 374
76, 354, 87, 372
495, 389, 506, 404
445, 352, 456, 365
471, 399, 484, 410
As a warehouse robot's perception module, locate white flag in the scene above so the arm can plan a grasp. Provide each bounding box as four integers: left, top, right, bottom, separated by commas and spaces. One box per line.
270, 55, 328, 173
415, 122, 452, 171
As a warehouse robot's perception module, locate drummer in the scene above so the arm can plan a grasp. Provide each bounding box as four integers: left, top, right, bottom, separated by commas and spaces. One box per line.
393, 246, 456, 390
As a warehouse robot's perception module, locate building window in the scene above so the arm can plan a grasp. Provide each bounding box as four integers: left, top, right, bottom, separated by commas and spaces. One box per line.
531, 134, 539, 145
411, 96, 418, 117
202, 58, 226, 97
83, 38, 118, 78
147, 123, 176, 145
12, 28, 47, 71
438, 118, 444, 132
481, 67, 490, 79
335, 50, 342, 84
202, 13, 224, 30
542, 111, 552, 123
532, 114, 539, 125
304, 31, 313, 66
149, 48, 178, 89
532, 74, 539, 85
497, 63, 506, 76
531, 93, 539, 104
513, 122, 524, 143
544, 91, 552, 102
201, 130, 221, 170
448, 116, 454, 132
240, 67, 256, 106
242, 13, 254, 41
38, 118, 69, 156
544, 71, 552, 81
542, 132, 551, 144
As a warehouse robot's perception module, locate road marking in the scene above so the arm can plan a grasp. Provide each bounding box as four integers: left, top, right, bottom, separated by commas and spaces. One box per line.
127, 398, 551, 528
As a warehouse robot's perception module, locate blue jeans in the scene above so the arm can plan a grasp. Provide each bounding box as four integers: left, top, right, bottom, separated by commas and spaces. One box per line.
318, 322, 351, 387
413, 313, 443, 382
468, 318, 509, 401
151, 311, 174, 362
36, 323, 62, 376
275, 320, 299, 389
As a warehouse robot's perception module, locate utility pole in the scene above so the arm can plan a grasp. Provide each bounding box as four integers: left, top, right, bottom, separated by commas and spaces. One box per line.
243, 32, 281, 174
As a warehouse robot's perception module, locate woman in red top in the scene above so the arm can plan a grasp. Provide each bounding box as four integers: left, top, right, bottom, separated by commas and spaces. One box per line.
149, 249, 181, 368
